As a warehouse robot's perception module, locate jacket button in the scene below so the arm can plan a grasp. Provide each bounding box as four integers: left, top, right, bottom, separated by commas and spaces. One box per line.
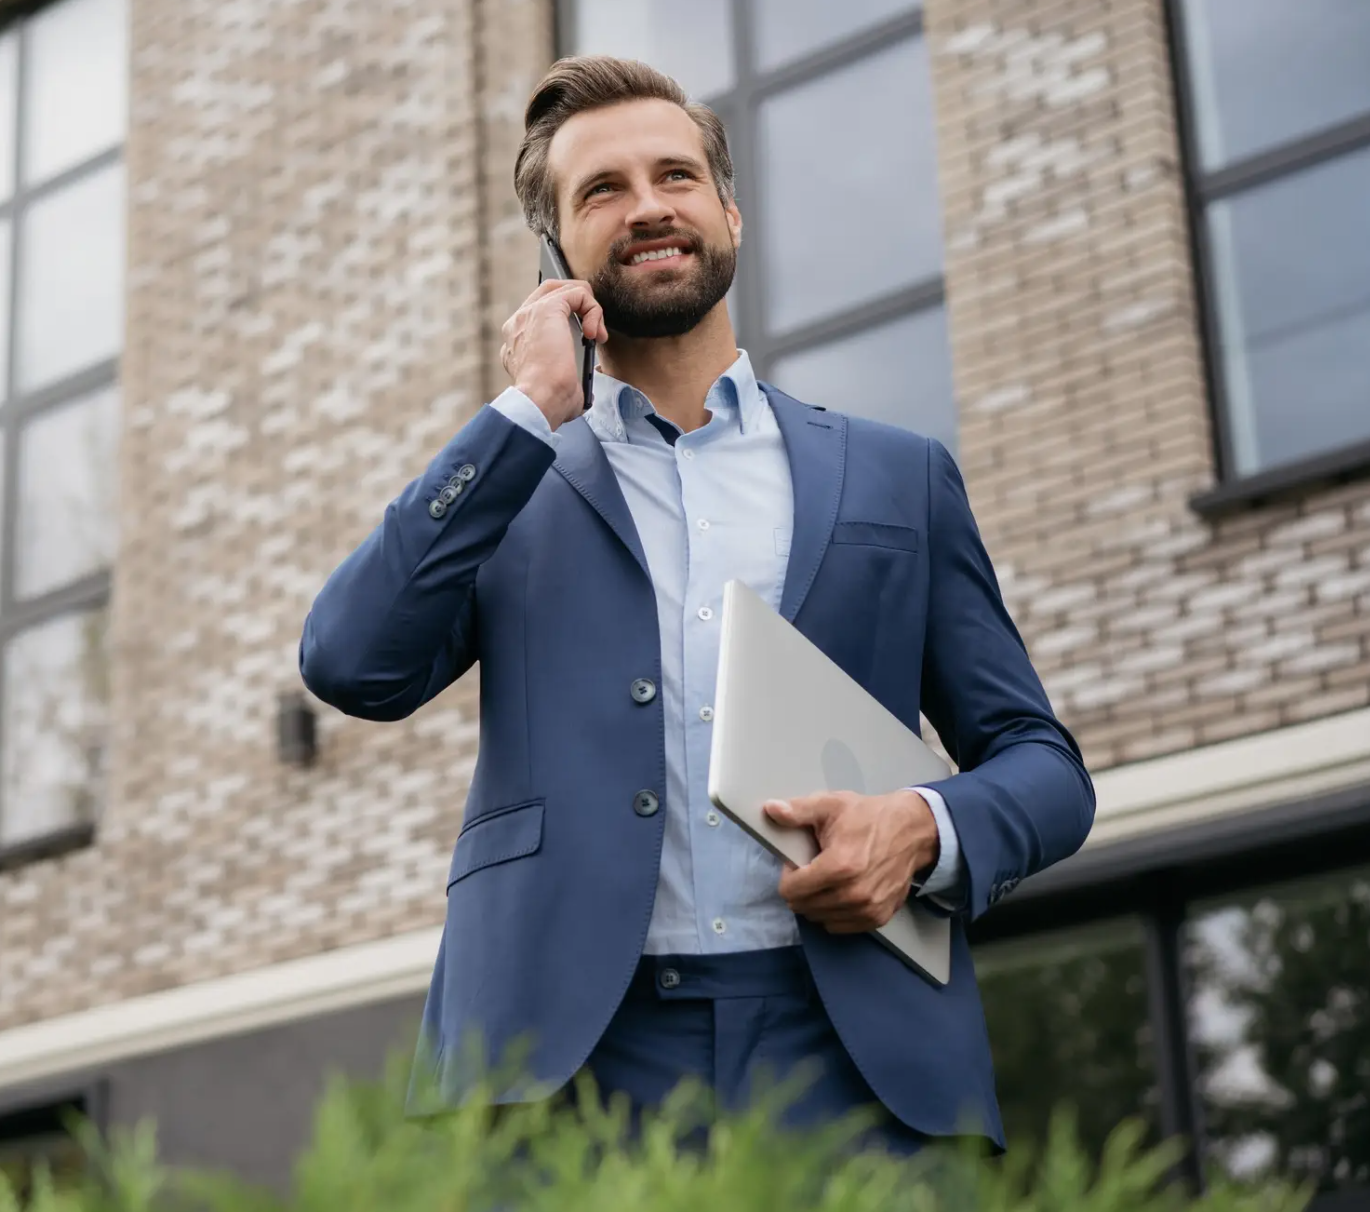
633, 790, 660, 817
659, 968, 680, 989
439, 484, 459, 505
456, 463, 477, 482
428, 499, 447, 519
630, 678, 656, 704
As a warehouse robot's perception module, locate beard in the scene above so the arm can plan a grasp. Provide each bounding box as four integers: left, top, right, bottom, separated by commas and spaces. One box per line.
588, 227, 736, 339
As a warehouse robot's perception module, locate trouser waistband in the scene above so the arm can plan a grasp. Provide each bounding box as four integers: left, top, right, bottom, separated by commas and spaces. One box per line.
626, 945, 813, 1001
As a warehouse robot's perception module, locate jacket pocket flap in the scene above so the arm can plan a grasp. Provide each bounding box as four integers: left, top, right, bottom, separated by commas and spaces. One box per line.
447, 800, 544, 889
831, 522, 920, 553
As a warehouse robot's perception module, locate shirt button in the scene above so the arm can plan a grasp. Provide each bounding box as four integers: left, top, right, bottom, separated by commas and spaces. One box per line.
697, 606, 713, 621
696, 518, 710, 530
681, 448, 695, 460
706, 810, 720, 827
712, 918, 727, 935
699, 705, 714, 722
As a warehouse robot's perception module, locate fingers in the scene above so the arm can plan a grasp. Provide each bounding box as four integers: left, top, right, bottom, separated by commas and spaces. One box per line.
778, 847, 859, 902
522, 279, 609, 343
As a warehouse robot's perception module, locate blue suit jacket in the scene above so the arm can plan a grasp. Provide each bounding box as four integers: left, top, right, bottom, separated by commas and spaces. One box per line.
299, 386, 1095, 1146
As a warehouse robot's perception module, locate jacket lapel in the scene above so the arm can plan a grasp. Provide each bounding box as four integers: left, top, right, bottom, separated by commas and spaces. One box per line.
765, 386, 846, 623
552, 415, 651, 579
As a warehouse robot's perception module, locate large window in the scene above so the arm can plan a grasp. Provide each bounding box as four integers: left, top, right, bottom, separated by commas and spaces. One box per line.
1173, 0, 1370, 489
560, 0, 956, 451
0, 0, 126, 864
973, 811, 1370, 1207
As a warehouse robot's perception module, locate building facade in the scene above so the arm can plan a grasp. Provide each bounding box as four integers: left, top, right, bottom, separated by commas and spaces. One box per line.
0, 0, 1366, 1200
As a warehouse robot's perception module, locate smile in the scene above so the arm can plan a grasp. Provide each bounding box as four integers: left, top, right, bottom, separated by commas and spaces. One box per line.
627, 246, 688, 266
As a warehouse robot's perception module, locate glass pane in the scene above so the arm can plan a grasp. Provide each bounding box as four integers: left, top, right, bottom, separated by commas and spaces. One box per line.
0, 31, 17, 200
0, 607, 110, 845
1186, 869, 1370, 1193
16, 160, 125, 391
976, 920, 1161, 1162
769, 307, 956, 451
22, 0, 129, 185
15, 384, 120, 600
572, 0, 734, 101
1207, 146, 1370, 476
1180, 0, 1370, 170
757, 38, 941, 333
0, 218, 11, 396
754, 0, 918, 72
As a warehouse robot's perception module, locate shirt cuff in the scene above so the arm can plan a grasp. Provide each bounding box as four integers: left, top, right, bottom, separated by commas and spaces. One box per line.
490, 387, 560, 449
909, 786, 967, 909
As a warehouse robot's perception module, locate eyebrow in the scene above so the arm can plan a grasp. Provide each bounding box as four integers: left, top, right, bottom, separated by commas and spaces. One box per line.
570, 155, 709, 202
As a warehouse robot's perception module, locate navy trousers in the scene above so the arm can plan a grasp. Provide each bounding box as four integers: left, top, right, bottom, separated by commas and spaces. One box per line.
571, 946, 928, 1156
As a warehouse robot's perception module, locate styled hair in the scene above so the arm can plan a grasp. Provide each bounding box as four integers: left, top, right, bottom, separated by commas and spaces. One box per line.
514, 55, 736, 239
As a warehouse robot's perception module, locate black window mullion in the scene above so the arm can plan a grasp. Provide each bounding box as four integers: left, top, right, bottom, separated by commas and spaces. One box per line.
1142, 896, 1204, 1193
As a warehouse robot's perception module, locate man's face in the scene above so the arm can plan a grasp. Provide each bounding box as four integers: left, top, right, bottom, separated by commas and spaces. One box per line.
548, 98, 742, 339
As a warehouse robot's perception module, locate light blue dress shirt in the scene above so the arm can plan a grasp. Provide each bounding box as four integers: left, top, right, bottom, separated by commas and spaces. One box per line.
492, 351, 964, 954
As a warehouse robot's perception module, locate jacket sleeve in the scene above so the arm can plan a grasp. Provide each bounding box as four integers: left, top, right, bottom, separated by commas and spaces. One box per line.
299, 402, 557, 721
917, 438, 1095, 920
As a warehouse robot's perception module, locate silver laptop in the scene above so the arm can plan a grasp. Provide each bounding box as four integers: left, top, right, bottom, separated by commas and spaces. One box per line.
707, 579, 953, 986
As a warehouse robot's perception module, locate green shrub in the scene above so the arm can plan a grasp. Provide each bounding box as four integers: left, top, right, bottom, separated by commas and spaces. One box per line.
0, 1051, 1312, 1212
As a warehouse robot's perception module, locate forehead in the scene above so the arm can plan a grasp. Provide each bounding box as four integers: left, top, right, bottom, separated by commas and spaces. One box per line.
548, 98, 708, 194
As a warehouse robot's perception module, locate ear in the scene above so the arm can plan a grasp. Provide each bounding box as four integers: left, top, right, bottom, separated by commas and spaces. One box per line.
724, 198, 743, 249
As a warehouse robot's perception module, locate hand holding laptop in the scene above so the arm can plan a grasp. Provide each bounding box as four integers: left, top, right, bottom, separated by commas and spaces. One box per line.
762, 790, 940, 936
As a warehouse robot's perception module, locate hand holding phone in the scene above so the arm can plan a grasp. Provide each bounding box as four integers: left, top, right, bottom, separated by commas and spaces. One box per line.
538, 235, 597, 414
498, 239, 605, 428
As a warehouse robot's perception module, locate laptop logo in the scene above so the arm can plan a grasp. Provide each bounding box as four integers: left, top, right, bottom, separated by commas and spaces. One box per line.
820, 738, 866, 795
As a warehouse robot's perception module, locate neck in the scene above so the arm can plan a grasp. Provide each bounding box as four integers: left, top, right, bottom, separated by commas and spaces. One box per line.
596, 304, 739, 433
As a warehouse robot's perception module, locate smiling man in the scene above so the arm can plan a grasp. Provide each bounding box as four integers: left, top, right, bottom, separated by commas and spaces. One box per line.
299, 55, 1095, 1156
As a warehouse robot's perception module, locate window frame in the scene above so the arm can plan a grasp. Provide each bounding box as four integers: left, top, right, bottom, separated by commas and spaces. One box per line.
0, 0, 122, 869
972, 780, 1370, 1204
553, 0, 945, 385
1165, 0, 1370, 518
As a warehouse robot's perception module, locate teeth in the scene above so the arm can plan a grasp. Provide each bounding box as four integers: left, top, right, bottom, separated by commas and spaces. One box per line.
631, 246, 684, 265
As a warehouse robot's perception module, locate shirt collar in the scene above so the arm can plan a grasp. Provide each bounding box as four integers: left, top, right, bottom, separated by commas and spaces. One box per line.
587, 349, 765, 443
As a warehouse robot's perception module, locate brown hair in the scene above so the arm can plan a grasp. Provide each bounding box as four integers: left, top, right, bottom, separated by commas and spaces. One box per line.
514, 55, 735, 239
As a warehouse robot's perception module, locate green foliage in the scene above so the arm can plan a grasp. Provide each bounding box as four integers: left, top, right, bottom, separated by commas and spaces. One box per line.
0, 1050, 1312, 1212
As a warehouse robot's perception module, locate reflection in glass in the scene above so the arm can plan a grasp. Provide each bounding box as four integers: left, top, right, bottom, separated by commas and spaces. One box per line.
573, 0, 734, 100
1186, 870, 1370, 1193
0, 32, 17, 200
16, 161, 126, 391
757, 38, 941, 333
1206, 146, 1370, 475
976, 920, 1160, 1160
16, 384, 120, 600
0, 608, 110, 845
0, 1133, 87, 1202
754, 0, 918, 72
22, 0, 129, 185
1180, 0, 1370, 171
769, 307, 956, 451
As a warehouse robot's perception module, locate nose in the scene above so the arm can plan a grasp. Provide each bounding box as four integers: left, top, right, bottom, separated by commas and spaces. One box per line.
623, 183, 676, 231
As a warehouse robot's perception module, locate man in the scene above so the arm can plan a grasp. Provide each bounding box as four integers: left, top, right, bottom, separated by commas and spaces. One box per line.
299, 55, 1094, 1155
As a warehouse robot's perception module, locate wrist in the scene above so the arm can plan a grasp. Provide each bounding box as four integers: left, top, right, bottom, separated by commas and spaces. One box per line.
897, 789, 940, 876
514, 378, 577, 430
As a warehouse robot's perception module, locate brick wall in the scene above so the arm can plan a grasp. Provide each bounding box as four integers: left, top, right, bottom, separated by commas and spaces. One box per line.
0, 0, 550, 1031
924, 0, 1370, 770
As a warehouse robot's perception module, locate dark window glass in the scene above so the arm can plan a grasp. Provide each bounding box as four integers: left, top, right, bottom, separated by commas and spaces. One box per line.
1179, 0, 1370, 170
756, 37, 940, 334
976, 919, 1161, 1159
1206, 145, 1370, 475
769, 306, 955, 451
753, 0, 918, 72
1186, 869, 1370, 1194
571, 0, 734, 100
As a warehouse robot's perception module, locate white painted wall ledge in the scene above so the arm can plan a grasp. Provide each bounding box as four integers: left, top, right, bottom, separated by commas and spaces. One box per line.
0, 707, 1367, 1092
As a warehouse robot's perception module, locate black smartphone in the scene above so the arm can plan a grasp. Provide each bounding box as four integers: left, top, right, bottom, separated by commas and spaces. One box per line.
538, 234, 596, 412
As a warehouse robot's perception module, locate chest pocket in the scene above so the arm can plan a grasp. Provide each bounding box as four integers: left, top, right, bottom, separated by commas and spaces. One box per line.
830, 522, 920, 553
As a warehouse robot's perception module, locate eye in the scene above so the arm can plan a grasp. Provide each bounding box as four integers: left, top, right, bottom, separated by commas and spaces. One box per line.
586, 182, 615, 198
667, 169, 691, 181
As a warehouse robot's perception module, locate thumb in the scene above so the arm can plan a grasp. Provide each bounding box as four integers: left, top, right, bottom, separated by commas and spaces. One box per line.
763, 796, 827, 827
